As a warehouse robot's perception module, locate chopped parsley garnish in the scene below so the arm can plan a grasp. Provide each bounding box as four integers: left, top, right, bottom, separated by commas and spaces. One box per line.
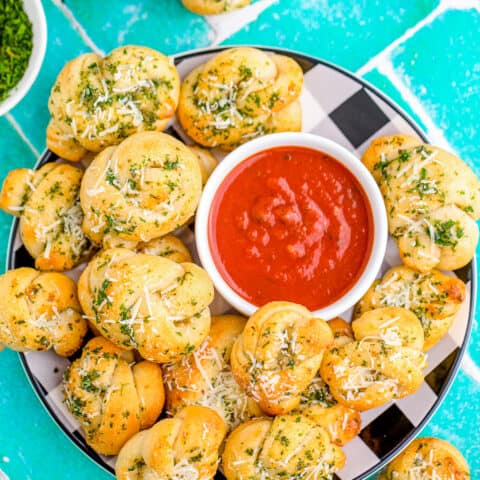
95, 279, 112, 306
0, 0, 33, 102
431, 219, 464, 248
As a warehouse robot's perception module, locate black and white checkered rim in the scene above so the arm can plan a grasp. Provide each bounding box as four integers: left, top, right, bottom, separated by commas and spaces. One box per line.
6, 46, 476, 480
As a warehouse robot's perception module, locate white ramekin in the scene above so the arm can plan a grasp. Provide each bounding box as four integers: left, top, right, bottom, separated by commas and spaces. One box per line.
195, 132, 388, 319
0, 0, 47, 116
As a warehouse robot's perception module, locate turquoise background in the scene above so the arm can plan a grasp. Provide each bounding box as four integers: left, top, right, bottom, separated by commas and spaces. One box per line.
0, 0, 479, 478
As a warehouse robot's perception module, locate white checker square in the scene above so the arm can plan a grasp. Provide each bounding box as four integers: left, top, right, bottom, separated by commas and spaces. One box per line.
304, 64, 362, 114
300, 86, 327, 132
46, 383, 81, 433
425, 334, 459, 374
396, 381, 437, 426
337, 436, 380, 480
24, 350, 69, 393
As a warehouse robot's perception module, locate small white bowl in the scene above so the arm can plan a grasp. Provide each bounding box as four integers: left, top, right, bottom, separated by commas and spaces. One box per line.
196, 132, 388, 319
0, 0, 47, 116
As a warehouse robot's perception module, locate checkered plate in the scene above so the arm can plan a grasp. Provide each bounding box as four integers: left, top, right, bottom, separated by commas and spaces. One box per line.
7, 47, 476, 480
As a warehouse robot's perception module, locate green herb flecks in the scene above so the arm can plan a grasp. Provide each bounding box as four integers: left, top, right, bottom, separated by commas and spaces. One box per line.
431, 219, 464, 248
0, 0, 33, 102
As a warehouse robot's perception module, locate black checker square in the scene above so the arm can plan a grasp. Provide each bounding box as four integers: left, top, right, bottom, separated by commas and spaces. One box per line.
425, 348, 459, 395
12, 244, 35, 269
330, 88, 390, 148
360, 404, 415, 458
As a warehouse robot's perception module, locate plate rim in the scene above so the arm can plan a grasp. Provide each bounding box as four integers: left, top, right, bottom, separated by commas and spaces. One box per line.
6, 44, 476, 480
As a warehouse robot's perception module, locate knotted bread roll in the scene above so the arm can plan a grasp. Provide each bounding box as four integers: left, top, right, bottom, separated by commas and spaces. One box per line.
222, 414, 345, 480
352, 306, 425, 351
164, 315, 262, 429
0, 267, 86, 356
355, 265, 466, 351
115, 405, 227, 480
47, 46, 180, 161
0, 163, 92, 271
181, 0, 251, 14
136, 234, 192, 263
80, 132, 202, 248
230, 301, 333, 415
78, 248, 214, 362
363, 135, 480, 272
294, 375, 361, 446
320, 337, 427, 411
379, 437, 470, 479
292, 318, 361, 446
189, 145, 218, 185
178, 47, 303, 150
63, 336, 164, 455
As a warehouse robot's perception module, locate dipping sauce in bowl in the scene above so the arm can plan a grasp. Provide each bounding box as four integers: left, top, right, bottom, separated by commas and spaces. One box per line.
208, 146, 373, 310
196, 132, 387, 318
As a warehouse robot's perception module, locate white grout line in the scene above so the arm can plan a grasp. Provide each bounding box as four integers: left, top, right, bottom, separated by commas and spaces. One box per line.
206, 0, 278, 45
357, 4, 444, 76
375, 60, 454, 151
5, 114, 40, 159
50, 0, 105, 55
357, 0, 480, 77
461, 352, 480, 384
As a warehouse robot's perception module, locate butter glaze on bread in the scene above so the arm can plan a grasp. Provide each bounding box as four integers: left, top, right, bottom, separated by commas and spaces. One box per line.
222, 414, 345, 480
355, 265, 465, 351
47, 46, 179, 161
178, 47, 303, 150
78, 248, 214, 363
163, 315, 262, 430
0, 267, 86, 356
80, 132, 202, 248
363, 134, 480, 272
63, 336, 164, 455
116, 406, 227, 480
379, 437, 470, 479
230, 301, 333, 415
0, 163, 92, 271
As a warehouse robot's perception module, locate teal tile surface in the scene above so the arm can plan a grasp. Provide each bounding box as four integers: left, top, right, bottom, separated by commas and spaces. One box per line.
0, 117, 37, 272
421, 370, 480, 475
0, 1, 479, 479
65, 0, 213, 55
9, 0, 91, 153
362, 68, 428, 133
0, 350, 111, 480
390, 8, 480, 176
222, 0, 440, 70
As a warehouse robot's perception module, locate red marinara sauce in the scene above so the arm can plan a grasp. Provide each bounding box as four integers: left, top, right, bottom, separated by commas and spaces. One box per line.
209, 146, 373, 310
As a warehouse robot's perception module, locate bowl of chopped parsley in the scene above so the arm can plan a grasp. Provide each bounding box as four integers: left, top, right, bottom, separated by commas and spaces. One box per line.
0, 0, 46, 116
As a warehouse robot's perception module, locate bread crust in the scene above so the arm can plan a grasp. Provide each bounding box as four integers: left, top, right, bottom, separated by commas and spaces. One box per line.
47, 46, 180, 161
222, 414, 345, 480
78, 248, 214, 363
230, 301, 333, 415
63, 336, 165, 455
163, 315, 263, 429
116, 406, 227, 480
355, 265, 466, 351
0, 163, 92, 271
80, 132, 202, 248
178, 47, 303, 150
181, 0, 251, 15
0, 267, 86, 356
379, 437, 470, 479
362, 134, 480, 272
